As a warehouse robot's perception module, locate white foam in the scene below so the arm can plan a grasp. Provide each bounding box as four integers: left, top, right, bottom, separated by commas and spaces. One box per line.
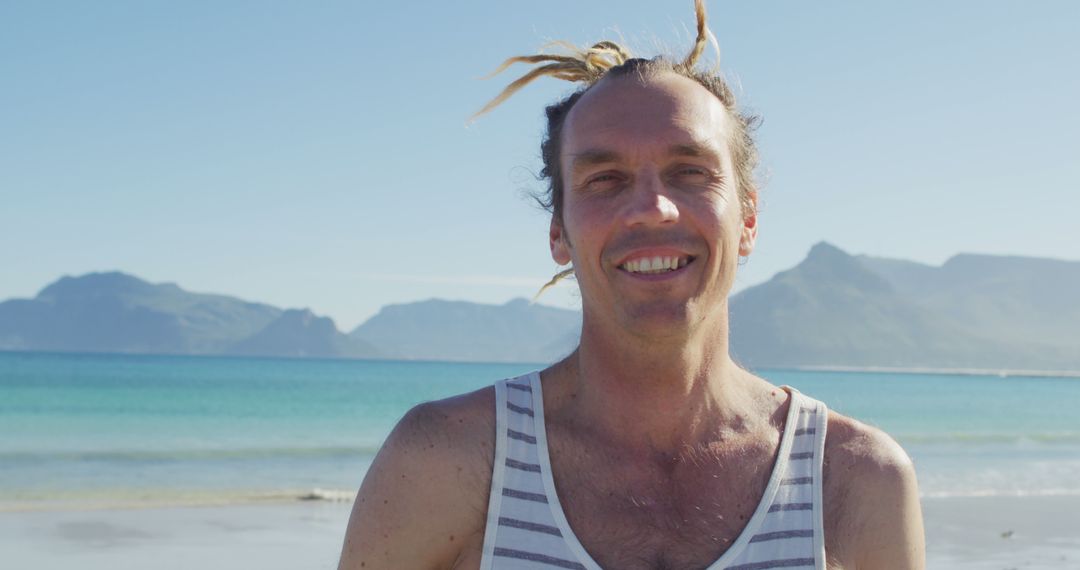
921, 488, 1080, 499
295, 488, 355, 502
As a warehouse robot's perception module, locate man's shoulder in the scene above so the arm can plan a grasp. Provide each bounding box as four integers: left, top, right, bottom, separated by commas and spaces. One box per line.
390, 383, 498, 473
823, 411, 915, 487
337, 383, 499, 569
821, 410, 924, 568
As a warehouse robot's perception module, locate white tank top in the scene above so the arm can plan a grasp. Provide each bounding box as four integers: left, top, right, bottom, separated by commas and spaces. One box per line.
479, 371, 829, 570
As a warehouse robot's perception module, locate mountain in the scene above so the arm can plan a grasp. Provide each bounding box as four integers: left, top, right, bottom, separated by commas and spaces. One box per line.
728, 242, 1080, 371
3, 245, 1079, 371
350, 298, 580, 363
0, 272, 379, 358
231, 309, 380, 358
856, 252, 1080, 347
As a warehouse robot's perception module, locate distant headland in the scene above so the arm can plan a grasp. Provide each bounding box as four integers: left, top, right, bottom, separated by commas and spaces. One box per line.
2, 241, 1079, 373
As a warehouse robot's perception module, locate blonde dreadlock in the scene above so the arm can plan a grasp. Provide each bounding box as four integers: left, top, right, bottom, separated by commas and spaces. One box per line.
472, 40, 634, 121
475, 1, 710, 122
475, 0, 759, 302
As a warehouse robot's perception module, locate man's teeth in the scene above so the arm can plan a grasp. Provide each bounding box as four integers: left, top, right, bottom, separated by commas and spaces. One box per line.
622, 256, 690, 274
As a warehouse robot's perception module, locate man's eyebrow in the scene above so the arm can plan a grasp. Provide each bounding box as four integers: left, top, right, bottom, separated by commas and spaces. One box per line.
569, 143, 721, 171
569, 149, 621, 171
668, 142, 721, 159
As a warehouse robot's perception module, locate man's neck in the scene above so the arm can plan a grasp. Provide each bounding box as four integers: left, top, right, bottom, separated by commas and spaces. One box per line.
545, 305, 773, 455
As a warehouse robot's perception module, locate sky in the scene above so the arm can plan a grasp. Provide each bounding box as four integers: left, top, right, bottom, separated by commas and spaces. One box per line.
2, 1, 1078, 331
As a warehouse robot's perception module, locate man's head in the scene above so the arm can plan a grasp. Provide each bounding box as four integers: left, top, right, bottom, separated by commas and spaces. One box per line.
477, 0, 761, 335
539, 57, 760, 240
549, 67, 757, 336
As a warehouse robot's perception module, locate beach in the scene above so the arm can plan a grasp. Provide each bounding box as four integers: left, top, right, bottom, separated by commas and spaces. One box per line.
0, 501, 352, 570
2, 353, 1079, 569
1, 495, 1078, 569
921, 495, 1080, 569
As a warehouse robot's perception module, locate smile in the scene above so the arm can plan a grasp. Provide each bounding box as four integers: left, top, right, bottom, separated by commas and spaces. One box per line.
618, 255, 694, 275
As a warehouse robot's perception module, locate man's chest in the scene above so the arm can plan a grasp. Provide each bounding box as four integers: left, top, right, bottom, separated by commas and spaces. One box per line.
541, 433, 780, 569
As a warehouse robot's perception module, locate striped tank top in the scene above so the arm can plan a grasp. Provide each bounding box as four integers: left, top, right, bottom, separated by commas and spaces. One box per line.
479, 371, 829, 570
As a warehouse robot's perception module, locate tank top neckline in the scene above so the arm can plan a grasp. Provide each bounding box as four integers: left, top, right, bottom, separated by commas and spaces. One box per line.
523, 370, 805, 570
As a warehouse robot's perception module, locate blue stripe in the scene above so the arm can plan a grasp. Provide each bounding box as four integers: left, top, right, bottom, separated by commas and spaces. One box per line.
502, 487, 548, 503
507, 402, 534, 417
726, 558, 815, 570
498, 516, 563, 536
508, 429, 537, 444
768, 502, 813, 513
505, 458, 542, 473
493, 547, 586, 569
749, 529, 814, 543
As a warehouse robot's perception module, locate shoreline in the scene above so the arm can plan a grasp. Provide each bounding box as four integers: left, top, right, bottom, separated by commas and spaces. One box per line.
921, 494, 1080, 569
6, 350, 1080, 378
0, 489, 357, 514
1, 495, 1077, 569
8, 488, 1080, 514
781, 364, 1080, 378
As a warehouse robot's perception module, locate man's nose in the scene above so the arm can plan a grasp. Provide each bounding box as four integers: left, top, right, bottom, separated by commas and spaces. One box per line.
623, 170, 679, 227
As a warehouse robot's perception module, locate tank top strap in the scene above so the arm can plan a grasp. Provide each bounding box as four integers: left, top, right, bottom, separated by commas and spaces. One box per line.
480, 372, 586, 570
744, 384, 828, 570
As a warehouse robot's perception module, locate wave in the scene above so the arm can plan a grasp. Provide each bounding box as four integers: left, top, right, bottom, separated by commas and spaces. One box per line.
921, 488, 1080, 499
0, 487, 359, 512
295, 488, 356, 502
897, 432, 1080, 445
0, 445, 383, 462
8, 484, 1080, 513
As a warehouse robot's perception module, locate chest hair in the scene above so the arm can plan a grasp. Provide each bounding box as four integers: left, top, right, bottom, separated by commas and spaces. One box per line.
546, 427, 780, 570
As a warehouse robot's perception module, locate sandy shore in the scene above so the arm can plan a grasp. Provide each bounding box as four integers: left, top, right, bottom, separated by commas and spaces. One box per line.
921, 495, 1080, 569
788, 365, 1080, 379
1, 495, 1078, 569
0, 501, 353, 570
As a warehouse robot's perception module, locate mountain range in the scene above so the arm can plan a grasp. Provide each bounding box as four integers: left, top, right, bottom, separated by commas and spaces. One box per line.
2, 241, 1078, 371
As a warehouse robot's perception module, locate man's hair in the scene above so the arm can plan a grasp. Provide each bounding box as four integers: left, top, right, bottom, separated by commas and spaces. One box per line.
475, 0, 761, 296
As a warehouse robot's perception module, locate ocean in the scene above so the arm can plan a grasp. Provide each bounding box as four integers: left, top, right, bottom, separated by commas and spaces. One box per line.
2, 351, 1078, 511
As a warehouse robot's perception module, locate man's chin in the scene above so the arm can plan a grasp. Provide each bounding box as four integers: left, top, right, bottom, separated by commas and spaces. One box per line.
616, 301, 695, 335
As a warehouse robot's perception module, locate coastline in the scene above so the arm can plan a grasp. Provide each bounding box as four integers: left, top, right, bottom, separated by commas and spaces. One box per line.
0, 488, 356, 514
5, 350, 1079, 379
0, 501, 353, 570
922, 494, 1080, 569
2, 494, 1077, 569
784, 364, 1080, 379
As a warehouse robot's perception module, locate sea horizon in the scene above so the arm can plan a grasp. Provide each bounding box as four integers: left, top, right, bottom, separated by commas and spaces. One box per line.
4, 349, 1079, 379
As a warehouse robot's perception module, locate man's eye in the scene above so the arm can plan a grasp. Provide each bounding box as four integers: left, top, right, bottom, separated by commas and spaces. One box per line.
586, 174, 621, 187
677, 167, 709, 177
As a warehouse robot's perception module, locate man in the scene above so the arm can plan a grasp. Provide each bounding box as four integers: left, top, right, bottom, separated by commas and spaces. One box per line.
338, 2, 925, 568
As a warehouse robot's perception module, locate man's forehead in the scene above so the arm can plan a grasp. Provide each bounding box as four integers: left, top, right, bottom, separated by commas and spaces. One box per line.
568, 140, 726, 169
561, 73, 731, 162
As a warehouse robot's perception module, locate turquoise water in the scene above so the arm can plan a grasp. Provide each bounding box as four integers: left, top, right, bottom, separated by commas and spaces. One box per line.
2, 352, 1078, 508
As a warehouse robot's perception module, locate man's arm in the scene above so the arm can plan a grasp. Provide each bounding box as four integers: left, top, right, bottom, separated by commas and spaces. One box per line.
823, 414, 926, 569
338, 390, 494, 570
847, 425, 926, 569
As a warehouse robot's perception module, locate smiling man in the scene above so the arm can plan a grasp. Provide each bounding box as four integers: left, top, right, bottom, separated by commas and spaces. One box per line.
338, 2, 924, 569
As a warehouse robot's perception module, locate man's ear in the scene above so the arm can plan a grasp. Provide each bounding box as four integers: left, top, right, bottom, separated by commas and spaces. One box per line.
739, 193, 758, 257
550, 218, 572, 265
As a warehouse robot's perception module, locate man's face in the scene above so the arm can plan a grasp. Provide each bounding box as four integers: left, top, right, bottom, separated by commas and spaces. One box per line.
550, 71, 757, 337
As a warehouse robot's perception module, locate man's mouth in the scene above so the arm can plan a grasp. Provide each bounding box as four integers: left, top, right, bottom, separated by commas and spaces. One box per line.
618, 255, 695, 275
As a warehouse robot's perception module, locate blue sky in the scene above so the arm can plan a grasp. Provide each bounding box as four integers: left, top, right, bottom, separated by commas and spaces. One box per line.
2, 1, 1078, 330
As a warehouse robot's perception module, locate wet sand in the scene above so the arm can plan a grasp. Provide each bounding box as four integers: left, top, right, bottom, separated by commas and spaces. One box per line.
1, 495, 1078, 569
0, 501, 353, 570
921, 495, 1080, 569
